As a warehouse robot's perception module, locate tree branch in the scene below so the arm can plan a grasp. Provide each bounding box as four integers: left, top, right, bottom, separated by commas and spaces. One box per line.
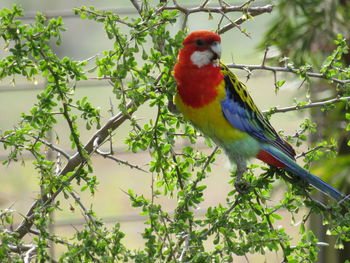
14, 102, 135, 239
218, 5, 273, 34
130, 0, 142, 15
96, 150, 148, 173
227, 63, 350, 85
263, 96, 350, 114
31, 135, 70, 160
159, 3, 273, 16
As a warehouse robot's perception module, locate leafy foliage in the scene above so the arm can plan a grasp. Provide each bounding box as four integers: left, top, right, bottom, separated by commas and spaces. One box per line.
0, 2, 349, 262
260, 0, 350, 67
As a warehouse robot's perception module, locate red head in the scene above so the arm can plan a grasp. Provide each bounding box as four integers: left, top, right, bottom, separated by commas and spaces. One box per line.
178, 31, 221, 68
174, 31, 224, 108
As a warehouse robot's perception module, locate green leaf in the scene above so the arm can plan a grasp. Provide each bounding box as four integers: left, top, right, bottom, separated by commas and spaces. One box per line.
276, 80, 286, 88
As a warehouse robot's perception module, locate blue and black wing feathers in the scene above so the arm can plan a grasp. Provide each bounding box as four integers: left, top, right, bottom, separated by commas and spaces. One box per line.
220, 63, 296, 160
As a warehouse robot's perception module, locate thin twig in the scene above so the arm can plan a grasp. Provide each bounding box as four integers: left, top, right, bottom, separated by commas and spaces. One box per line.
130, 0, 142, 15
30, 136, 70, 159
8, 244, 36, 253
159, 4, 273, 16
217, 4, 273, 34
217, 10, 250, 37
181, 13, 189, 31
178, 234, 190, 262
238, 0, 255, 9
263, 96, 350, 114
78, 54, 98, 65
20, 3, 272, 20
28, 229, 72, 246
261, 46, 269, 67
23, 245, 37, 263
96, 150, 149, 173
200, 0, 210, 8
295, 144, 336, 159
69, 191, 98, 228
14, 102, 134, 239
227, 63, 350, 85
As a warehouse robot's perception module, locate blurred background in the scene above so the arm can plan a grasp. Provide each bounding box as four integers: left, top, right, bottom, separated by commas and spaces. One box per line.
0, 0, 334, 261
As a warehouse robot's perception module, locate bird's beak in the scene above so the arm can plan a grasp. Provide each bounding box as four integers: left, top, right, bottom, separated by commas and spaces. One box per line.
210, 41, 221, 65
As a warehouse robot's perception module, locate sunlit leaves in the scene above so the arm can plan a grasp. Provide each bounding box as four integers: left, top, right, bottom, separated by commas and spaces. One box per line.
1, 2, 350, 263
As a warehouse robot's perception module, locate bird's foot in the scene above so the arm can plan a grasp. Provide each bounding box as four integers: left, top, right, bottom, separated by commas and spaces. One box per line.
234, 180, 251, 194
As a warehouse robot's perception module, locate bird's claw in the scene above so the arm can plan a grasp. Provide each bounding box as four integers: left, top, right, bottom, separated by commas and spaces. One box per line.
234, 180, 251, 194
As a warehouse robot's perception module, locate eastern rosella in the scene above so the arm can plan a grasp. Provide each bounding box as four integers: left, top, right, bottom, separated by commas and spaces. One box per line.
174, 30, 346, 201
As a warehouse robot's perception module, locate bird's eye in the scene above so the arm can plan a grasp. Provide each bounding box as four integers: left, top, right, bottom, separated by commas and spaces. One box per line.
196, 39, 205, 46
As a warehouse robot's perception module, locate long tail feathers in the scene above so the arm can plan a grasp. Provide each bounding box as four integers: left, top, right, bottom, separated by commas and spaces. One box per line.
261, 145, 347, 202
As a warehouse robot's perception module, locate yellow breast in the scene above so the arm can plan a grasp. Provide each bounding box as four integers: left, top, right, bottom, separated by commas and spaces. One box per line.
175, 80, 247, 143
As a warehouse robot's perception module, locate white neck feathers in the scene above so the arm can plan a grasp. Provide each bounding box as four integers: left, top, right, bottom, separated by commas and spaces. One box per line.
190, 50, 213, 67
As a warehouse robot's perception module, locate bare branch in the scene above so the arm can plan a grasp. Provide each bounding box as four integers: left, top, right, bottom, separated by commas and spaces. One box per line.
263, 96, 350, 114
160, 4, 273, 16
200, 0, 210, 8
31, 136, 70, 160
69, 190, 98, 228
227, 63, 350, 85
96, 150, 149, 173
78, 54, 99, 65
180, 13, 189, 31
171, 0, 187, 13
296, 144, 336, 159
130, 0, 142, 15
238, 0, 255, 9
261, 46, 269, 67
20, 2, 273, 36
23, 245, 37, 263
14, 163, 86, 239
217, 4, 273, 34
28, 229, 72, 246
22, 8, 139, 20
14, 102, 135, 239
8, 244, 36, 253
178, 234, 190, 262
217, 10, 251, 37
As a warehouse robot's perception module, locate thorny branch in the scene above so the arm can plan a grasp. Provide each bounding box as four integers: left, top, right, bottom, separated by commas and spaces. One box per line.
23, 245, 37, 263
227, 47, 350, 114
296, 144, 336, 159
178, 234, 190, 262
30, 135, 70, 160
29, 229, 72, 247
14, 102, 134, 240
217, 9, 251, 37
96, 149, 149, 173
263, 96, 350, 114
69, 190, 98, 228
21, 2, 273, 21
158, 1, 273, 35
130, 0, 142, 15
158, 1, 273, 17
227, 63, 350, 85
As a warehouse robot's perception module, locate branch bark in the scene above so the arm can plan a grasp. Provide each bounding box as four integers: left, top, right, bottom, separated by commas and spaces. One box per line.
14, 102, 134, 239
159, 4, 273, 15
263, 96, 350, 114
227, 63, 350, 85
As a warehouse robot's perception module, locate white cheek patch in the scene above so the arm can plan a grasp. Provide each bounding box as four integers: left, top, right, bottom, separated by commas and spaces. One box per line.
190, 50, 213, 67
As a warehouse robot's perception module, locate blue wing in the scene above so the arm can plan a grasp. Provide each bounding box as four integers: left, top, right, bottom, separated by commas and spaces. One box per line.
220, 63, 296, 160
219, 64, 348, 201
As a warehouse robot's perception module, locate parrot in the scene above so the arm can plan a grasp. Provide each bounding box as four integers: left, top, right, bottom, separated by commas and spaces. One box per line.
174, 30, 347, 201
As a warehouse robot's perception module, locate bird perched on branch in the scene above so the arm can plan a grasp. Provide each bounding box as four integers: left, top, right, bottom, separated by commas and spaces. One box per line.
174, 30, 347, 201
